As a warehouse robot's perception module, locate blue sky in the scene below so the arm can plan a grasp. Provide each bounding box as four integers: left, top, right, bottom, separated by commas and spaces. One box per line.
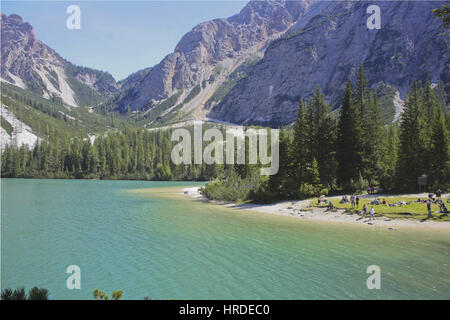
2, 1, 247, 80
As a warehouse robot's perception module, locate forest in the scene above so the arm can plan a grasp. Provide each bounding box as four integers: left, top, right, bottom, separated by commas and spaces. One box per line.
202, 65, 449, 201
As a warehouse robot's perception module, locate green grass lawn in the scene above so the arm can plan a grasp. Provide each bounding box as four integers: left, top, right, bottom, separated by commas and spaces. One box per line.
313, 197, 449, 222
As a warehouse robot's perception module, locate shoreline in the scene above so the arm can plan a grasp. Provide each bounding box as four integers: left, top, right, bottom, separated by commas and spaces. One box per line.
182, 187, 450, 232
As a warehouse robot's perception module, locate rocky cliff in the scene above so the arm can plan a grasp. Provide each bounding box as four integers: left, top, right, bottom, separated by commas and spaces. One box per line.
1, 13, 119, 107
116, 0, 316, 112
210, 0, 449, 125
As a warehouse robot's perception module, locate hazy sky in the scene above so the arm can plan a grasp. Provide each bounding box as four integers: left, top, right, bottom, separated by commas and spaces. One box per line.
2, 1, 247, 80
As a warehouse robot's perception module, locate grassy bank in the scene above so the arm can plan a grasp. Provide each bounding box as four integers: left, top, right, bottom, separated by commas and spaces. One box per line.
314, 196, 450, 221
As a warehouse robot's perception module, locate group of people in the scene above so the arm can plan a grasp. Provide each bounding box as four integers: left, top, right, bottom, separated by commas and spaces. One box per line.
339, 195, 360, 208
366, 186, 376, 194
327, 195, 376, 220
369, 198, 387, 205
360, 204, 376, 221
424, 190, 448, 218
342, 196, 376, 220
320, 189, 447, 220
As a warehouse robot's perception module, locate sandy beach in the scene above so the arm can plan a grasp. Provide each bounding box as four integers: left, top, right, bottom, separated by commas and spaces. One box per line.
182, 187, 450, 231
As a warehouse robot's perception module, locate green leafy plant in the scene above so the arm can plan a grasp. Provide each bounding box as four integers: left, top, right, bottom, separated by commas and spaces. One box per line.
93, 288, 123, 300
1, 287, 49, 300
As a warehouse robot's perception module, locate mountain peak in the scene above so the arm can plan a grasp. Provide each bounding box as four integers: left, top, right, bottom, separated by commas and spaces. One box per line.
116, 0, 315, 113
5, 13, 23, 23
210, 0, 450, 126
1, 13, 119, 107
2, 13, 33, 33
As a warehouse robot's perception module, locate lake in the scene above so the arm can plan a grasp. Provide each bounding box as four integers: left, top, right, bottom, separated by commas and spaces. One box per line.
1, 178, 449, 299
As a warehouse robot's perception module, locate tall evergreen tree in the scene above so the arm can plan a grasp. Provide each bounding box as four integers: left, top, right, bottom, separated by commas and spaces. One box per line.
378, 125, 399, 191
269, 127, 291, 197
430, 105, 450, 188
355, 63, 369, 115
361, 91, 383, 184
354, 64, 383, 184
311, 86, 336, 189
336, 81, 364, 190
396, 82, 426, 191
290, 99, 309, 185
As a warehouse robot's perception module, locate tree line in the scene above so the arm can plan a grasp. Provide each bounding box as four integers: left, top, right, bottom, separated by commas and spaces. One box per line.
203, 65, 449, 202
1, 125, 231, 181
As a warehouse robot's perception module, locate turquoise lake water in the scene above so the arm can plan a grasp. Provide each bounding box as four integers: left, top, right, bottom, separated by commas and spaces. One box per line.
1, 178, 449, 299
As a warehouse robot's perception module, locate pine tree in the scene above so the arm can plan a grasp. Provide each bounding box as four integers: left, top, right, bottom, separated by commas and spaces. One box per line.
290, 99, 308, 186
298, 157, 324, 199
361, 91, 383, 184
269, 127, 291, 197
396, 82, 426, 191
336, 81, 364, 190
307, 158, 321, 186
355, 63, 369, 115
430, 105, 450, 188
421, 81, 441, 179
311, 86, 336, 190
354, 64, 383, 185
423, 81, 439, 119
378, 125, 399, 191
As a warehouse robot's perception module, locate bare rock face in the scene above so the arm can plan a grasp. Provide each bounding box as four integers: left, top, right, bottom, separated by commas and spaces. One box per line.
3, 0, 447, 125
1, 13, 57, 87
117, 0, 316, 111
210, 1, 450, 126
1, 13, 118, 106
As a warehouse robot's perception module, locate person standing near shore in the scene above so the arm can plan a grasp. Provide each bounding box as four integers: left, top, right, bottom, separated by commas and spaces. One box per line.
427, 200, 432, 218
369, 206, 375, 221
356, 196, 360, 208
361, 204, 367, 217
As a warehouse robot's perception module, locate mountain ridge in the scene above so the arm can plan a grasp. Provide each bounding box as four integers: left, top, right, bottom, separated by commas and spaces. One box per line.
1, 13, 119, 107
210, 0, 450, 125
114, 0, 317, 113
1, 1, 449, 130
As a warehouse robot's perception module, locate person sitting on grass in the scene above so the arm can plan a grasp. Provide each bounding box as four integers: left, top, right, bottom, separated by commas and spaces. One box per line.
318, 195, 327, 204
393, 201, 406, 207
438, 200, 448, 215
327, 201, 334, 211
382, 198, 386, 205
370, 198, 381, 205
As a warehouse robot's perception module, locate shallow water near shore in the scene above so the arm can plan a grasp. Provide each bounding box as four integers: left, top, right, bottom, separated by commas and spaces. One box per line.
1, 179, 449, 299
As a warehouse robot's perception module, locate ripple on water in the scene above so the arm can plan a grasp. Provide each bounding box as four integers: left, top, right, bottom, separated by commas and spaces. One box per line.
2, 179, 449, 299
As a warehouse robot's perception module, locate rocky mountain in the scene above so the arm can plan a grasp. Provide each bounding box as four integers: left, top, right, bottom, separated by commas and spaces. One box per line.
115, 0, 317, 113
1, 13, 119, 107
118, 67, 153, 91
210, 0, 450, 125
2, 1, 448, 129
